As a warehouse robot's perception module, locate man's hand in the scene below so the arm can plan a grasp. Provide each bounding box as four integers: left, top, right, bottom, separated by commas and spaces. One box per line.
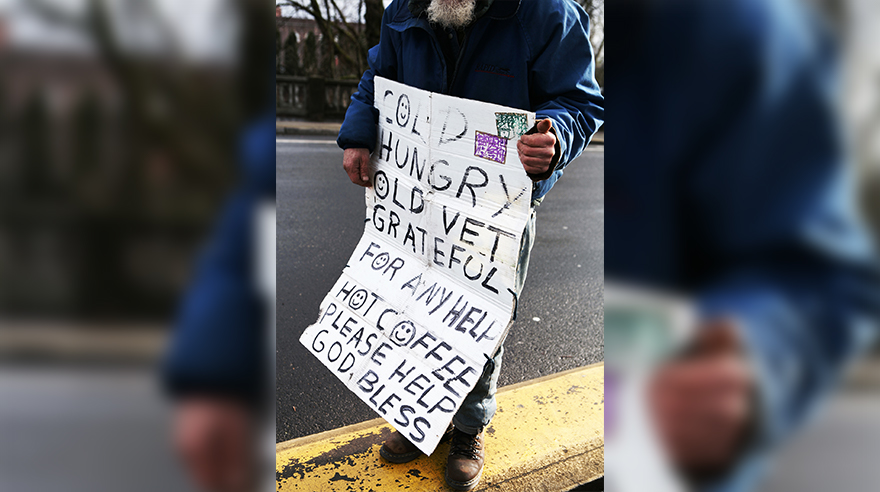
173, 397, 255, 492
649, 320, 755, 481
343, 148, 372, 187
517, 118, 557, 178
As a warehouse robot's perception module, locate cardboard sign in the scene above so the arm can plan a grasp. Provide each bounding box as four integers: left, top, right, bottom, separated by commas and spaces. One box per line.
299, 77, 534, 455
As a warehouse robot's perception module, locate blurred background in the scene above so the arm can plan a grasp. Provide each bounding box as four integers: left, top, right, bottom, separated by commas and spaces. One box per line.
0, 0, 242, 322
0, 0, 272, 491
733, 1, 880, 489
760, 1, 880, 487
606, 0, 880, 491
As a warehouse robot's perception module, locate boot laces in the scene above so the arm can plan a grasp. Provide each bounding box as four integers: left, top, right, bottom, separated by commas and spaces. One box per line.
450, 431, 481, 460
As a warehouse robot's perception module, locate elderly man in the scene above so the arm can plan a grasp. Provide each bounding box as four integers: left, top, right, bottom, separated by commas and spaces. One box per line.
336, 0, 604, 489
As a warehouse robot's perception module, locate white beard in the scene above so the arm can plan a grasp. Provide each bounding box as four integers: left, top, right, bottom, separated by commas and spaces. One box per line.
427, 0, 477, 29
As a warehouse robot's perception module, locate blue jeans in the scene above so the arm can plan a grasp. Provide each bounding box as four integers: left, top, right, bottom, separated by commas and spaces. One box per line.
452, 198, 541, 434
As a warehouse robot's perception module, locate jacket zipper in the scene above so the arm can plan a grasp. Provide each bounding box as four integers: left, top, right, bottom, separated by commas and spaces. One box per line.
448, 27, 472, 93
425, 28, 450, 93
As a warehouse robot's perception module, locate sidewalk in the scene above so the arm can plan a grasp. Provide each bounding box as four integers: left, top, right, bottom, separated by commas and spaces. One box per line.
276, 120, 605, 145
0, 322, 167, 364
276, 120, 344, 137
276, 363, 604, 492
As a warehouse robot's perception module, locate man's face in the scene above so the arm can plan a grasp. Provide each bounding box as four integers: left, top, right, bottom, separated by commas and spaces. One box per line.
427, 0, 477, 29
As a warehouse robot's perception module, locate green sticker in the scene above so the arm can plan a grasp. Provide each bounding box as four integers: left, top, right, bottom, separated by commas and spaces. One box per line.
495, 112, 529, 139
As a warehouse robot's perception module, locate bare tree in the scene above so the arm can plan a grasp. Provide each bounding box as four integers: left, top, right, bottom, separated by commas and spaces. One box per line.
280, 0, 384, 78
24, 0, 247, 198
577, 0, 604, 88
302, 31, 318, 75
363, 0, 383, 49
283, 33, 302, 75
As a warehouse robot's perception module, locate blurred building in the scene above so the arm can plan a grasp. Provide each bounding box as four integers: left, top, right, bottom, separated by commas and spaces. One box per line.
275, 7, 365, 78
275, 7, 321, 47
0, 5, 241, 321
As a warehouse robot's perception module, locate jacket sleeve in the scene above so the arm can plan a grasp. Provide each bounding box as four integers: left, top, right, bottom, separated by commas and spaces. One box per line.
161, 114, 275, 406
527, 1, 604, 171
337, 3, 401, 152
679, 0, 880, 474
161, 190, 265, 405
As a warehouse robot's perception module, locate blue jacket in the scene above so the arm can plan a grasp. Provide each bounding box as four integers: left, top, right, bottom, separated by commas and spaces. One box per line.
337, 0, 604, 200
607, 0, 880, 490
162, 111, 276, 405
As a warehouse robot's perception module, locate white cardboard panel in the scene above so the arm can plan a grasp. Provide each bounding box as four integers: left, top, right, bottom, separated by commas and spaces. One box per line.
300, 77, 534, 455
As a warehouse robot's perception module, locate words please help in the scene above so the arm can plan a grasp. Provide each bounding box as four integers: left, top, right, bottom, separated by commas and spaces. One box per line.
299, 77, 535, 456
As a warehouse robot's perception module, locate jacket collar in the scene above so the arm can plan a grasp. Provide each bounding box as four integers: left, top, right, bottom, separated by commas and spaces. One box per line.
485, 0, 520, 20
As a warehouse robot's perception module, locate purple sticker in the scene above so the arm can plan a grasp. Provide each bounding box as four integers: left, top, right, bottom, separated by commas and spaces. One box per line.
474, 131, 507, 164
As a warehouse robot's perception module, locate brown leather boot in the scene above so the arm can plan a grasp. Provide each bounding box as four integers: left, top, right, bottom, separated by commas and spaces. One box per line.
379, 424, 453, 463
445, 429, 485, 491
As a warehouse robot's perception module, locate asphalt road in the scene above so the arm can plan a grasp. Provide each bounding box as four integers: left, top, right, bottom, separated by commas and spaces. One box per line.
758, 390, 880, 492
0, 367, 197, 492
276, 136, 604, 443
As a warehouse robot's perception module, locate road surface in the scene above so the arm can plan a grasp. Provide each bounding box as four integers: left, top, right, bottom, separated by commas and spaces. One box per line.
0, 366, 196, 492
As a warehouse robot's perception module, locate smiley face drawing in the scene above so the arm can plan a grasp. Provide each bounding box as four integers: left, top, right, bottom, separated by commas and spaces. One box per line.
348, 289, 368, 310
390, 320, 416, 347
396, 94, 411, 127
373, 171, 389, 198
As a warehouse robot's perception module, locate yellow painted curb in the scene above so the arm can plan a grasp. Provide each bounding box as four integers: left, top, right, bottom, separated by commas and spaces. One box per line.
277, 363, 604, 491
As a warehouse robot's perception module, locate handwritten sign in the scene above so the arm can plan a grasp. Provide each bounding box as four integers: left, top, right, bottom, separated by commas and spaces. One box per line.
300, 77, 534, 455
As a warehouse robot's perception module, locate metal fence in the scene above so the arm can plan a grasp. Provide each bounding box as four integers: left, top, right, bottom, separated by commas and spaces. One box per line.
276, 76, 359, 120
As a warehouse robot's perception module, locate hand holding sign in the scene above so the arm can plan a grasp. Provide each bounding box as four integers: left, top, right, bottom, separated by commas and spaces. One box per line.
343, 147, 372, 187
517, 119, 557, 179
649, 319, 754, 480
